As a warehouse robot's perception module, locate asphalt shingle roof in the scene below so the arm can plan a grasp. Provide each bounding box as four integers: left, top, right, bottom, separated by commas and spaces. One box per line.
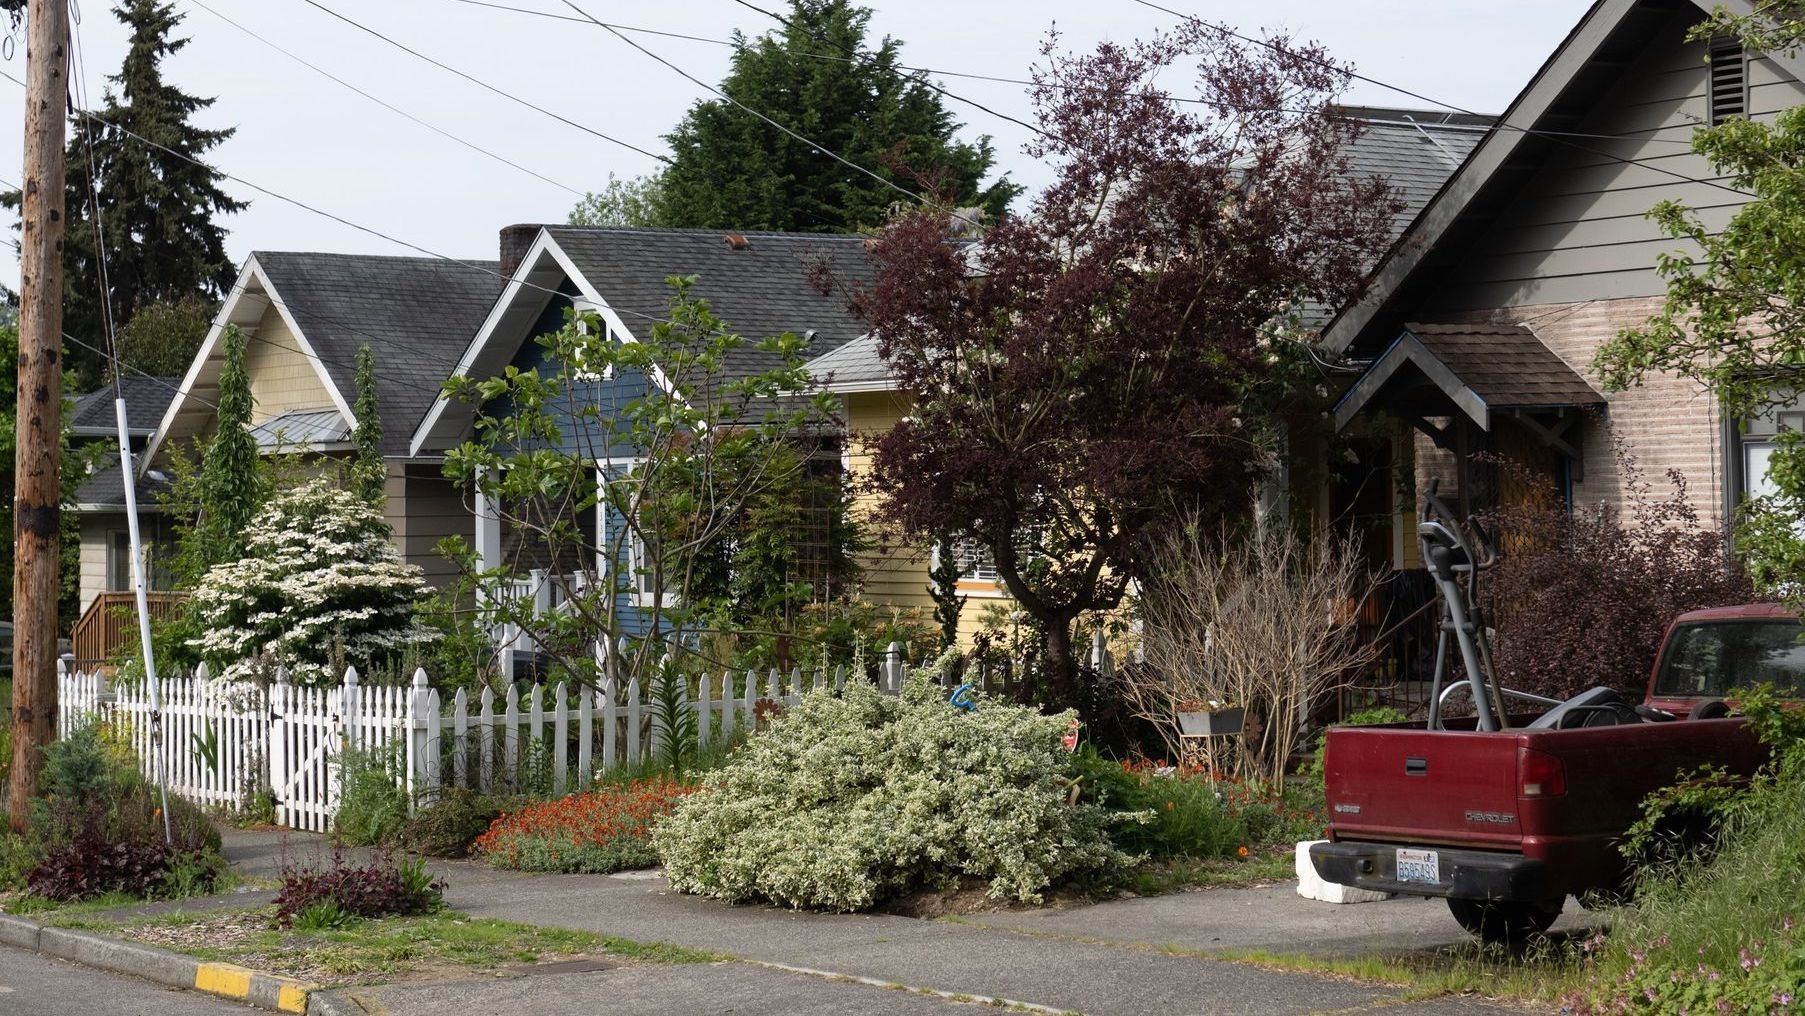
73, 461, 170, 511
544, 227, 875, 381
251, 252, 501, 455
805, 333, 887, 391
69, 376, 179, 436
1341, 114, 1488, 234
1404, 322, 1604, 409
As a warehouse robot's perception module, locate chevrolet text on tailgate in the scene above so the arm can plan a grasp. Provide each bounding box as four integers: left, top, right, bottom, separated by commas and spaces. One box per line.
1310, 484, 1787, 943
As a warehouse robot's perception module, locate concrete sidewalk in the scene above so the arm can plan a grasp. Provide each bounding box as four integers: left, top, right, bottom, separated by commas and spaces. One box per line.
221, 829, 1546, 1015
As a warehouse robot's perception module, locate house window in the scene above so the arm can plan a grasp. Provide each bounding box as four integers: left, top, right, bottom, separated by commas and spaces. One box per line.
1708, 37, 1747, 125
1734, 398, 1805, 506
947, 529, 1041, 592
952, 536, 999, 583
106, 529, 174, 592
108, 531, 133, 592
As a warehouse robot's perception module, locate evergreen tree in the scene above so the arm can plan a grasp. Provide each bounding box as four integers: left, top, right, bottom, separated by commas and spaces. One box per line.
196, 325, 258, 569
62, 0, 244, 387
351, 344, 385, 505
652, 0, 1018, 232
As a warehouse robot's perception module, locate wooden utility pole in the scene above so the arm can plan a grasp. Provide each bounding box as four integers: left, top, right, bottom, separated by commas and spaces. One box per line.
10, 0, 69, 834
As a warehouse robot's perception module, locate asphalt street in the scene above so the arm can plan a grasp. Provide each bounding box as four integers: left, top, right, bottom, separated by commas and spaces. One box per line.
0, 942, 257, 1016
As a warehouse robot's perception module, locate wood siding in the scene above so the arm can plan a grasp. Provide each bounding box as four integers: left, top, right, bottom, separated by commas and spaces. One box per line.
78, 515, 111, 616
843, 390, 1004, 644
386, 464, 470, 593
243, 304, 340, 423
1430, 12, 1805, 311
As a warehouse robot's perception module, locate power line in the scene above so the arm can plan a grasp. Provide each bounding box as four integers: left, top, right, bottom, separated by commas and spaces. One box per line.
61, 329, 223, 414
1129, 0, 1754, 198
557, 0, 976, 227
184, 0, 585, 197
296, 0, 672, 166
0, 64, 834, 395
442, 0, 1698, 148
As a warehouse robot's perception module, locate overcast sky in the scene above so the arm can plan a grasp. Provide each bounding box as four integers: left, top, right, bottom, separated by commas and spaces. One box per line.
0, 0, 1586, 294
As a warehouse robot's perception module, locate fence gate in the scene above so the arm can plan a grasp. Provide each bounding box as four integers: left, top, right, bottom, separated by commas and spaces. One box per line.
268, 681, 341, 833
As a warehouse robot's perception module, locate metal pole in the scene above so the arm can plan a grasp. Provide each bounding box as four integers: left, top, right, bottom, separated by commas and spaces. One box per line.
9, 0, 70, 834
115, 399, 173, 844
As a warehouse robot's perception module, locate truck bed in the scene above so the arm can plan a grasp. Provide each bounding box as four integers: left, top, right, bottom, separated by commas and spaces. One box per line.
1320, 716, 1763, 899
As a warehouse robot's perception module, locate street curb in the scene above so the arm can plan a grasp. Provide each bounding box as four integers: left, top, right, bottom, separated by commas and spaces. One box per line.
0, 912, 322, 1013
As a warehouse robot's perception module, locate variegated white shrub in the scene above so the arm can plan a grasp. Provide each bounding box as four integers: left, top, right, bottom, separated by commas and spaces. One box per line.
653, 677, 1133, 911
189, 479, 433, 684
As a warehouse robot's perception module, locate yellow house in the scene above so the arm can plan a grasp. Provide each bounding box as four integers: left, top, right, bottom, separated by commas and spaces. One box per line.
807, 334, 1017, 646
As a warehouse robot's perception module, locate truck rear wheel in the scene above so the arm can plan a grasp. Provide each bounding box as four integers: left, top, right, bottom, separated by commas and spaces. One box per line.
1446, 897, 1561, 944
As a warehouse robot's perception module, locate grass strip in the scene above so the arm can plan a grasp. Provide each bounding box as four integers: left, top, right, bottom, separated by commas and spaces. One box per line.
52, 906, 720, 985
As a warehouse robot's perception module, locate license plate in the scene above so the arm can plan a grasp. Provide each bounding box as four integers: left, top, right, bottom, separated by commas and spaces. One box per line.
1396, 848, 1440, 884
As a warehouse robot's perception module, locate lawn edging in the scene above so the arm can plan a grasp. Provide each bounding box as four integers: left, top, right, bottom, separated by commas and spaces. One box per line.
0, 910, 334, 1014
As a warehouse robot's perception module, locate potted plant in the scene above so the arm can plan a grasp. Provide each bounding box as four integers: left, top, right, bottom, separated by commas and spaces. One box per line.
1176, 699, 1244, 737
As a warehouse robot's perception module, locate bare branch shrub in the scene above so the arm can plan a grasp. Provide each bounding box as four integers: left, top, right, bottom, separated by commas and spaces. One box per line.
1133, 511, 1384, 787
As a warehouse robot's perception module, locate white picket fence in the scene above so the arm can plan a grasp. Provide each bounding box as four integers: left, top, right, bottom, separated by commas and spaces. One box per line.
56, 635, 1117, 835
54, 646, 917, 834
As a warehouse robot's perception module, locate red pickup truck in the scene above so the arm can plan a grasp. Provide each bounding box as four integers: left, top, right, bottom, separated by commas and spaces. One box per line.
1309, 489, 1797, 943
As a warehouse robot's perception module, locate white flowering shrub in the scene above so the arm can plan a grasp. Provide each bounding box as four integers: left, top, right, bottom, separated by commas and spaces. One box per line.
189, 479, 433, 684
653, 678, 1134, 911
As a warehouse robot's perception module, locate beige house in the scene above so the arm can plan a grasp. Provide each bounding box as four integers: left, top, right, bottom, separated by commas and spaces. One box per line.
69, 251, 501, 663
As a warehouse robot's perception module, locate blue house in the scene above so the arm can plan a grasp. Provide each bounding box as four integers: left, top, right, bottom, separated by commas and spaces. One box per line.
409, 224, 874, 659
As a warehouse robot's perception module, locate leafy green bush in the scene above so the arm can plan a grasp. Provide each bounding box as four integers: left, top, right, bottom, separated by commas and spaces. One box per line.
653, 679, 1134, 911
1070, 747, 1320, 860
335, 745, 409, 847
1571, 685, 1805, 1013
35, 723, 218, 856
19, 722, 223, 902
0, 831, 43, 891
404, 788, 511, 858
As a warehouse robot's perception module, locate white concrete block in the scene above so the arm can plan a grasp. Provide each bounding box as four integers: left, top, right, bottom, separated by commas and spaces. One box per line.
1295, 840, 1392, 904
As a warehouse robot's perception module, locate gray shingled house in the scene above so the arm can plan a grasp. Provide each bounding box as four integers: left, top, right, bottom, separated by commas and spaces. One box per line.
70, 377, 180, 624
1326, 0, 1805, 564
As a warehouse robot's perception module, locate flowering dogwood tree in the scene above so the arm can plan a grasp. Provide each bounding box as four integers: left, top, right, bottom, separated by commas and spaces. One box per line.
188, 479, 432, 684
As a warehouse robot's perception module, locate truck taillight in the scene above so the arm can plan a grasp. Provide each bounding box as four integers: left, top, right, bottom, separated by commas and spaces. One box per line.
1518, 747, 1567, 798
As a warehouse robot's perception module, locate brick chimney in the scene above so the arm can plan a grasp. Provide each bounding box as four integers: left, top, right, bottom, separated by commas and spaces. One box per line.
499, 224, 540, 283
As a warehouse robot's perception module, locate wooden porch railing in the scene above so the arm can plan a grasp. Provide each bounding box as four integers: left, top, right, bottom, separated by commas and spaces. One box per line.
71, 591, 188, 668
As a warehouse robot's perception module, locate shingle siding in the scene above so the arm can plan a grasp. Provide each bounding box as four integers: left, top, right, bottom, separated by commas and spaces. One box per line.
243, 304, 337, 423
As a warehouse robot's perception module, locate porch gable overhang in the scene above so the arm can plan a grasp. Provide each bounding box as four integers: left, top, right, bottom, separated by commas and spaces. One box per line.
1332, 321, 1606, 432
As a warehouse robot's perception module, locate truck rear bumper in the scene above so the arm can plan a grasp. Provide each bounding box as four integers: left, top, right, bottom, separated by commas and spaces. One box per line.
1309, 841, 1557, 903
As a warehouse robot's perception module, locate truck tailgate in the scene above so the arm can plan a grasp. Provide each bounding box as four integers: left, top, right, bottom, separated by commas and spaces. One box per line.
1324, 725, 1523, 850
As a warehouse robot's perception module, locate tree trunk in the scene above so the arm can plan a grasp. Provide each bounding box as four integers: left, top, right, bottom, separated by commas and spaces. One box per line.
11, 0, 70, 835
1041, 615, 1080, 712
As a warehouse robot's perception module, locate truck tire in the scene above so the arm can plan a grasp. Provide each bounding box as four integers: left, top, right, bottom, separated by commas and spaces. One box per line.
1446, 897, 1561, 944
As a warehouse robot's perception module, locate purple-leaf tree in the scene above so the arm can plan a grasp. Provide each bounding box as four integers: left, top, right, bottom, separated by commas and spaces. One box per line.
856, 25, 1400, 710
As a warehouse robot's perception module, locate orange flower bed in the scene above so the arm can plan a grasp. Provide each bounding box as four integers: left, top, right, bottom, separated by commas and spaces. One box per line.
473, 777, 698, 874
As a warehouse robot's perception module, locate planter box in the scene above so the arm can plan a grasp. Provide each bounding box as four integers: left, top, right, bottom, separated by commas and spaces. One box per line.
1177, 706, 1244, 737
